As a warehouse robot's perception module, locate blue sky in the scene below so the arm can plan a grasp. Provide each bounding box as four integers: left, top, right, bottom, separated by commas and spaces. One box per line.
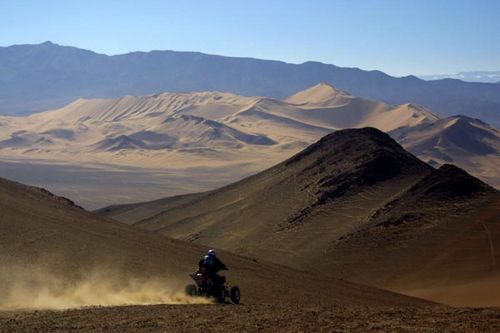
1, 0, 499, 76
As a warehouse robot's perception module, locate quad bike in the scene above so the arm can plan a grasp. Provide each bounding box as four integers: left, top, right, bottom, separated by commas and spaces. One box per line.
185, 270, 240, 304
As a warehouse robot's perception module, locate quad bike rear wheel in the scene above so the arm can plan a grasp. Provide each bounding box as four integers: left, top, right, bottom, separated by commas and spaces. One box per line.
230, 286, 240, 304
185, 284, 198, 297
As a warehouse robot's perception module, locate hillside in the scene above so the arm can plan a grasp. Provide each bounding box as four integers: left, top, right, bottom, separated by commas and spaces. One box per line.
1, 42, 500, 126
329, 164, 500, 306
0, 175, 433, 310
100, 128, 500, 306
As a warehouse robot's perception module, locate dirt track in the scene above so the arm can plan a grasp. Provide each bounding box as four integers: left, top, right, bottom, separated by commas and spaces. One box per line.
1, 303, 500, 333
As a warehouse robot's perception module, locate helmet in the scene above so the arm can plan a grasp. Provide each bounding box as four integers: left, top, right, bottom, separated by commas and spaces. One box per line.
207, 249, 216, 257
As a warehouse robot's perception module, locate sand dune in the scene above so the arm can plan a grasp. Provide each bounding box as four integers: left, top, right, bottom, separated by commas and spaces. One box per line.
100, 128, 500, 306
284, 83, 439, 131
391, 116, 500, 187
285, 82, 354, 106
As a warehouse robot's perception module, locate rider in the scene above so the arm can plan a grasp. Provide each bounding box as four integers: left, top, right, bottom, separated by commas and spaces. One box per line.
198, 249, 228, 291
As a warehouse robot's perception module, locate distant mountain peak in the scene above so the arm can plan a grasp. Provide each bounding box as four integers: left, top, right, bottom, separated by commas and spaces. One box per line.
27, 41, 63, 49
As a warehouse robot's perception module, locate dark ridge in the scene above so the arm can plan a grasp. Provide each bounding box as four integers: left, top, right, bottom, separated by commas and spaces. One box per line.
316, 152, 403, 204
369, 165, 497, 228
371, 164, 497, 222
285, 127, 403, 166
413, 164, 497, 198
285, 128, 432, 222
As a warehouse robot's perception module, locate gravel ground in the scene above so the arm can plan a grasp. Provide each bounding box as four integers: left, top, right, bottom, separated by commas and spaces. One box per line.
1, 303, 500, 333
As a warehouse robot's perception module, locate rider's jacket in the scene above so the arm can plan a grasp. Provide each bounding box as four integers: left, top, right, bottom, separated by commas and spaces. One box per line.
198, 255, 228, 274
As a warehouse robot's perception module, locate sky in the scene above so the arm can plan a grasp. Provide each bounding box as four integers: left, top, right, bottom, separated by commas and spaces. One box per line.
1, 0, 499, 76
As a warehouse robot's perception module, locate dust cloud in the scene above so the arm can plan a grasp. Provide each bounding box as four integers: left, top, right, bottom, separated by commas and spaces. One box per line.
0, 265, 210, 310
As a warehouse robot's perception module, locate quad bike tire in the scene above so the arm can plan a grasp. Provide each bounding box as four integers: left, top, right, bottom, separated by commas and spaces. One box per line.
230, 286, 240, 304
216, 287, 226, 303
185, 284, 198, 297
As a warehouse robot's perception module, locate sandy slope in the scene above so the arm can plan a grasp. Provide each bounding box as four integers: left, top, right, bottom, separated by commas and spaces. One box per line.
284, 83, 439, 131
100, 128, 500, 306
1, 83, 497, 208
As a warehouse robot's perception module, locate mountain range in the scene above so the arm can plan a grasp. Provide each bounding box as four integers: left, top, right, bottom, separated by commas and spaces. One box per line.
1, 42, 500, 127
